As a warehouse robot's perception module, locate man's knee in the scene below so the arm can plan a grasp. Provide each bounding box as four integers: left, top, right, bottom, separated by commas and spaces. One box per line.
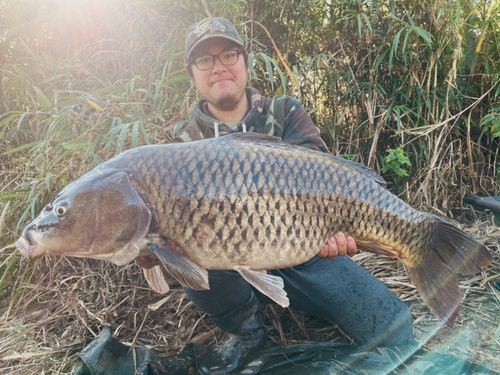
361, 296, 414, 347
380, 303, 413, 346
183, 270, 253, 316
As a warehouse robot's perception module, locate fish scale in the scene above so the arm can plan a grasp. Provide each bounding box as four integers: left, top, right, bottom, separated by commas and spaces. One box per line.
16, 133, 492, 323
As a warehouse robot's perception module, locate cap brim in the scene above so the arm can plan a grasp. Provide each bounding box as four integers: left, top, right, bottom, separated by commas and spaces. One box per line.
186, 35, 244, 59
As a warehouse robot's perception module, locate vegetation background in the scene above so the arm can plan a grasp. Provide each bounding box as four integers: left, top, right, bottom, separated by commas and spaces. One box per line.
1, 0, 500, 373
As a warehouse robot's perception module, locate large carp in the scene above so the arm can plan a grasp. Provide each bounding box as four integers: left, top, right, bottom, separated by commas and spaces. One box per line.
16, 134, 492, 323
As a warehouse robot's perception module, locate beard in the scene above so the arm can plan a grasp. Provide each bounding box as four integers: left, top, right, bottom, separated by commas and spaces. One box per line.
209, 90, 246, 112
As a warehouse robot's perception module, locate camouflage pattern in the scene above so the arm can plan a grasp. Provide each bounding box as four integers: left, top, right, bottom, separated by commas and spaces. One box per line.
174, 87, 328, 153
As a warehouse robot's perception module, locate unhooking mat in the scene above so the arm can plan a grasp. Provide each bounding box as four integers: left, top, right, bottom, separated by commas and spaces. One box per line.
74, 326, 497, 375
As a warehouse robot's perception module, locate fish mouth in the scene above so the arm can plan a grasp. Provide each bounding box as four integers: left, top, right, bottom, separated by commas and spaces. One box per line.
15, 235, 46, 260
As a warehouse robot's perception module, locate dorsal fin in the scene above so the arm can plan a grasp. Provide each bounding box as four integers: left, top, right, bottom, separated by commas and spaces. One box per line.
226, 133, 387, 189
330, 155, 388, 189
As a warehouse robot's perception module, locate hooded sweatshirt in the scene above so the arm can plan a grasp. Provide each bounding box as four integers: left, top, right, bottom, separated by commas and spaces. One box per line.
173, 87, 328, 153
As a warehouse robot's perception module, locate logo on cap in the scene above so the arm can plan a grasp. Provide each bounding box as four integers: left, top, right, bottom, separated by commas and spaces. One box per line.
194, 19, 226, 37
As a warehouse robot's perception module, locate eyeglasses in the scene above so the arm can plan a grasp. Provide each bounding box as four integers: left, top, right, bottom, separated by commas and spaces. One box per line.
191, 50, 241, 71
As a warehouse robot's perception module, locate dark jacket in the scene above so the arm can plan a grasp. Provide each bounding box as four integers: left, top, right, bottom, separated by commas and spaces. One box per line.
173, 87, 328, 153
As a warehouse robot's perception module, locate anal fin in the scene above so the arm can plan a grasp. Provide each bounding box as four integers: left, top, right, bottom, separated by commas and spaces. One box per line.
356, 240, 399, 258
143, 265, 169, 294
146, 242, 209, 291
235, 266, 289, 308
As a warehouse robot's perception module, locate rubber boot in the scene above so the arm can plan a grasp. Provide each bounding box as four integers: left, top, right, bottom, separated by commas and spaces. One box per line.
198, 293, 266, 375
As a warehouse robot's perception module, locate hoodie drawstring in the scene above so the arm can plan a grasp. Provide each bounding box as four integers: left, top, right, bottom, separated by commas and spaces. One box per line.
213, 121, 247, 137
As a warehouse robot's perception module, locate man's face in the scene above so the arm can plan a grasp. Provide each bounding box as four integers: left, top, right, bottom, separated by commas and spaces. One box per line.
188, 38, 249, 112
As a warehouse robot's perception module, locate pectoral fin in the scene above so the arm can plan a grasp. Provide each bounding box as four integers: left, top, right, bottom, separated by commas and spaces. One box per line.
146, 243, 209, 291
143, 265, 169, 294
235, 266, 289, 308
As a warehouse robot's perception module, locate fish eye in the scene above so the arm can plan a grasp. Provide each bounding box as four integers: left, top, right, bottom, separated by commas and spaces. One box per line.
55, 206, 67, 217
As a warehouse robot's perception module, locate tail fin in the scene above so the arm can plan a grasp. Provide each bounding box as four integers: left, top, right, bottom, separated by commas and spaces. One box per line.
431, 215, 492, 274
405, 214, 492, 324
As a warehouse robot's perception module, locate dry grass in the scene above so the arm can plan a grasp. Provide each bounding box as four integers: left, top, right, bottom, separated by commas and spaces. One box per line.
1, 211, 500, 374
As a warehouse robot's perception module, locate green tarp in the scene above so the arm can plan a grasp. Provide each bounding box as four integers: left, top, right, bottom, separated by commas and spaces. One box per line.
74, 327, 497, 375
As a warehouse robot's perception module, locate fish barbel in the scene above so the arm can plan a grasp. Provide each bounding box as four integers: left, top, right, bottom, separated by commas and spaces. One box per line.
15, 134, 492, 323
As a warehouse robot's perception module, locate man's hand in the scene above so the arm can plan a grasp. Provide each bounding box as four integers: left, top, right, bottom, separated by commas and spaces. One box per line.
317, 232, 357, 261
136, 256, 160, 269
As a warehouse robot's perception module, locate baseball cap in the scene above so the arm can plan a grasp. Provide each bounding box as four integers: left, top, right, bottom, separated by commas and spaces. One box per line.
185, 17, 245, 60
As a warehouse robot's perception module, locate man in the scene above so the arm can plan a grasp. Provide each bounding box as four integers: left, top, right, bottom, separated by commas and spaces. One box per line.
173, 17, 413, 375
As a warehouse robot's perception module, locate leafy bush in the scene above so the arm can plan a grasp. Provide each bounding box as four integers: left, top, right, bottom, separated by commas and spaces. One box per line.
381, 147, 412, 178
